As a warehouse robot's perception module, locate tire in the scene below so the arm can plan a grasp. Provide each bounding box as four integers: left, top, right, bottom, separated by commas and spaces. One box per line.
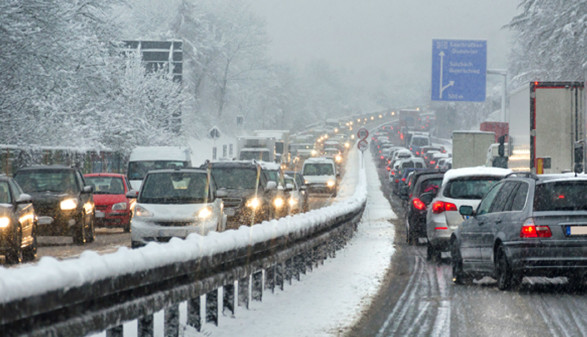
22, 224, 37, 262
85, 215, 95, 243
427, 242, 440, 262
72, 214, 86, 245
495, 246, 520, 290
451, 240, 470, 285
6, 225, 23, 264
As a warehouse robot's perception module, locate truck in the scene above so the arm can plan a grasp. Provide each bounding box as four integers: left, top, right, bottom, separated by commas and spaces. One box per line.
480, 121, 509, 143
451, 131, 496, 169
253, 130, 290, 163
237, 136, 276, 162
508, 81, 584, 174
127, 146, 192, 190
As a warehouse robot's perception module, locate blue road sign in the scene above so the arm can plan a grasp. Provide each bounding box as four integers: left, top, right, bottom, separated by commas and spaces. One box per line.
431, 39, 487, 102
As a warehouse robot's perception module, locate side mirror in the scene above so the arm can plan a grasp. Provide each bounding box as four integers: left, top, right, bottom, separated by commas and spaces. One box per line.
419, 192, 435, 205
83, 185, 93, 193
266, 181, 278, 190
459, 205, 475, 217
126, 190, 139, 199
16, 193, 33, 204
216, 189, 228, 198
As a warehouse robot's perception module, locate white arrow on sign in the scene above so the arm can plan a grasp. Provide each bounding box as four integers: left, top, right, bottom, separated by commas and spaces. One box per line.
438, 51, 455, 99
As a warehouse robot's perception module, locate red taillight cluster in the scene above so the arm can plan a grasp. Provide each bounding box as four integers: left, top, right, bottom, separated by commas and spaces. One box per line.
520, 218, 552, 238
412, 198, 426, 211
432, 201, 457, 214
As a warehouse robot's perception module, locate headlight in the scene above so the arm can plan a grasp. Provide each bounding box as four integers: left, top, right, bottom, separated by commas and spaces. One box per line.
304, 179, 309, 184
273, 197, 285, 209
288, 198, 298, 207
60, 198, 78, 211
0, 217, 10, 229
327, 180, 336, 187
335, 154, 342, 163
246, 197, 261, 209
112, 202, 128, 211
134, 205, 153, 217
197, 207, 212, 219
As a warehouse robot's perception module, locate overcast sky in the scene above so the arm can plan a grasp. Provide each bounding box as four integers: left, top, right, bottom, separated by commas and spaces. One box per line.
247, 0, 520, 97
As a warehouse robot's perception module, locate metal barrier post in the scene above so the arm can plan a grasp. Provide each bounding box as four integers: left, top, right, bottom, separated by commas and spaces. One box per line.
206, 290, 219, 326
238, 276, 250, 309
223, 283, 235, 315
164, 304, 180, 337
138, 314, 154, 337
187, 297, 201, 331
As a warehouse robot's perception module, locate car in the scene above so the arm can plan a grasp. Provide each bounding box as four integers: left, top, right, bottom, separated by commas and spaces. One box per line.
390, 157, 426, 193
283, 174, 304, 215
408, 134, 431, 156
284, 170, 309, 212
14, 165, 95, 245
301, 157, 338, 197
205, 161, 278, 227
0, 175, 37, 264
129, 168, 226, 248
451, 173, 587, 290
84, 173, 133, 232
259, 161, 289, 219
404, 171, 445, 245
425, 167, 511, 261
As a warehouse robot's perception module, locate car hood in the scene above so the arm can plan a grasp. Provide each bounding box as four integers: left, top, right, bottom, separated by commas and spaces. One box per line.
304, 175, 335, 184
92, 194, 127, 206
218, 188, 259, 199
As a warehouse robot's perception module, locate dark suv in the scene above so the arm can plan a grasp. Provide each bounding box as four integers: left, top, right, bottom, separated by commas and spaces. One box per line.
14, 166, 95, 245
451, 173, 587, 290
404, 170, 445, 245
204, 161, 278, 228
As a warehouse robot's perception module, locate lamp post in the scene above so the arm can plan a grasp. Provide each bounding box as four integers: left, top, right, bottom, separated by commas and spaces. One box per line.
487, 69, 508, 122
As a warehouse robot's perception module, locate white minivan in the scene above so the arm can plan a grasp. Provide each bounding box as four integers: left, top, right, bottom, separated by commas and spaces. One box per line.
302, 157, 338, 197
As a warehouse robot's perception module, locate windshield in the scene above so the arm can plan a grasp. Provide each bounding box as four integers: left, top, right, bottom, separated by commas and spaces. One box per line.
303, 163, 334, 176
534, 181, 587, 211
0, 181, 11, 203
15, 170, 79, 193
444, 176, 501, 199
85, 176, 125, 194
139, 172, 209, 204
239, 150, 270, 161
210, 167, 258, 189
411, 137, 429, 146
127, 160, 189, 180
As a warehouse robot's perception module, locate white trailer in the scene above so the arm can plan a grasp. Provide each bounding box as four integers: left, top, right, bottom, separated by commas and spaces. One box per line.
451, 131, 495, 169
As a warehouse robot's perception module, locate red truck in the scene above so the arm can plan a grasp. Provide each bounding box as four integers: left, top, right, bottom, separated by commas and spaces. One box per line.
480, 121, 509, 143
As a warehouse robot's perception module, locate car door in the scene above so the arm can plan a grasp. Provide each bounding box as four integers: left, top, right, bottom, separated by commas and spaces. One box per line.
459, 182, 503, 267
9, 179, 35, 246
478, 182, 519, 267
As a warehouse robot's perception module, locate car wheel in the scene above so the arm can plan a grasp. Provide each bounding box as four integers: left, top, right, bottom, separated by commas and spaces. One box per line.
72, 213, 86, 245
495, 246, 519, 290
22, 224, 38, 262
426, 241, 440, 261
85, 214, 95, 243
6, 225, 23, 264
451, 240, 470, 285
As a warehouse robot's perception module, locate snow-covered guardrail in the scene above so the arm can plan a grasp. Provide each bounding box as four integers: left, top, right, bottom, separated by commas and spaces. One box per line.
0, 156, 367, 337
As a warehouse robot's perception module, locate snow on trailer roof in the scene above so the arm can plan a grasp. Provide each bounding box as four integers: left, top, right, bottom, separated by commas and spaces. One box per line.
442, 166, 512, 184
128, 146, 191, 161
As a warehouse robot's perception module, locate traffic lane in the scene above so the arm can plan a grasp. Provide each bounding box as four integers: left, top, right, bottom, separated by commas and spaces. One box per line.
348, 156, 587, 337
35, 228, 131, 261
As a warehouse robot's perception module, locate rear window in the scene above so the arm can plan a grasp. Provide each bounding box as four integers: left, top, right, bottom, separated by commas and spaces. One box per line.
418, 178, 443, 195
303, 163, 334, 176
534, 181, 587, 211
443, 176, 501, 199
15, 170, 79, 193
411, 137, 429, 146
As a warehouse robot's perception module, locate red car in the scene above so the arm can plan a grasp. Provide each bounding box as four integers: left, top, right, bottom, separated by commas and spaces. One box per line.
83, 173, 133, 232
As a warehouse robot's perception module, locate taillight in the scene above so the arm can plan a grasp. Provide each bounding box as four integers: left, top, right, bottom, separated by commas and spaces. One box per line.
520, 218, 552, 238
416, 151, 420, 156
401, 177, 406, 182
386, 166, 391, 171
430, 160, 436, 165
412, 198, 426, 211
380, 155, 384, 160
432, 201, 457, 214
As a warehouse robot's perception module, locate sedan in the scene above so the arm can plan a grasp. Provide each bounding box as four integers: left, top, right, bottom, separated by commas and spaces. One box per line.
451, 173, 587, 290
0, 175, 36, 264
84, 173, 133, 232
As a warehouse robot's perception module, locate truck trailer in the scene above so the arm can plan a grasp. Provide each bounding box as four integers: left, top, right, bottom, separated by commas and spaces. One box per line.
451, 131, 495, 169
508, 81, 584, 174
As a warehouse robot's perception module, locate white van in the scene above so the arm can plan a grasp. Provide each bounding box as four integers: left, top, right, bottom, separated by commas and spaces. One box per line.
127, 146, 192, 190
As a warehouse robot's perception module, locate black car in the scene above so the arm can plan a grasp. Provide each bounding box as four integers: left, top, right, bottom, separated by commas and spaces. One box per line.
451, 173, 587, 290
404, 171, 445, 245
14, 166, 95, 245
204, 161, 278, 227
0, 175, 37, 264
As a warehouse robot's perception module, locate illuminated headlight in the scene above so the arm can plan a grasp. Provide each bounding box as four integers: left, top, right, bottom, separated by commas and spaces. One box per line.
304, 179, 309, 184
327, 180, 336, 188
197, 207, 212, 219
134, 205, 153, 217
112, 202, 128, 211
273, 197, 285, 209
311, 150, 318, 156
335, 154, 342, 163
246, 197, 261, 209
60, 198, 78, 211
0, 217, 10, 229
288, 198, 298, 207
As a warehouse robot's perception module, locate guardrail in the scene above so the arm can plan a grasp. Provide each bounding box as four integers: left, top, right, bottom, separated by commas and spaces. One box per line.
0, 164, 367, 336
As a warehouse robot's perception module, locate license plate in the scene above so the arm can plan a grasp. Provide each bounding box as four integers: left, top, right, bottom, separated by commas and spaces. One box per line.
566, 226, 587, 236
95, 211, 105, 218
38, 216, 53, 225
225, 208, 236, 217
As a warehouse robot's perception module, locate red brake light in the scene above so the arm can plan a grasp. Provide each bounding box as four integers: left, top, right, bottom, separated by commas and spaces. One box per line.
380, 155, 384, 160
416, 151, 420, 156
520, 218, 552, 238
401, 177, 406, 182
412, 198, 426, 211
432, 201, 457, 214
386, 166, 391, 171
430, 160, 436, 165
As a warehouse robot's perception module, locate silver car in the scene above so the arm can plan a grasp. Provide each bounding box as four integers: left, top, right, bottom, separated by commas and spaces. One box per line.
426, 167, 511, 260
452, 173, 587, 290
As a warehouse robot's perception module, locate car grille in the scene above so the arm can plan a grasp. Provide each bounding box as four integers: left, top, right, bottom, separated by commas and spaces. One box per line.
155, 221, 195, 227
223, 198, 242, 208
